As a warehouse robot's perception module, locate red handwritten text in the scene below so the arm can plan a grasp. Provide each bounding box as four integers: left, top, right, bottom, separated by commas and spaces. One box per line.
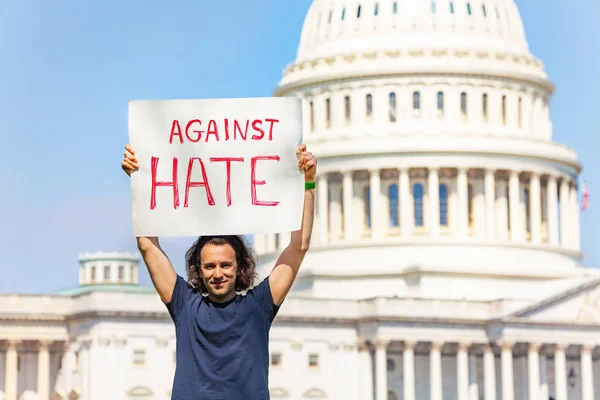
150, 156, 280, 209
169, 119, 280, 144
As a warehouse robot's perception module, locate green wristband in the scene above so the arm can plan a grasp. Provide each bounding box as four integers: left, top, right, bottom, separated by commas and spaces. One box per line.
305, 181, 316, 190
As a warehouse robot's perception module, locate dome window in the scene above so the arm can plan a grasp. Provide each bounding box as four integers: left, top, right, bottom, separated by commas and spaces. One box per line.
364, 185, 371, 229
393, 1, 398, 14
467, 3, 472, 15
461, 92, 468, 117
437, 92, 444, 113
413, 91, 421, 111
389, 184, 399, 228
325, 98, 331, 128
374, 3, 379, 16
341, 7, 346, 20
413, 184, 425, 227
389, 92, 397, 122
431, 1, 437, 14
309, 101, 314, 131
482, 4, 488, 17
450, 1, 455, 14
482, 93, 489, 123
439, 184, 449, 227
344, 96, 351, 124
357, 5, 362, 18
366, 94, 373, 121
502, 95, 507, 125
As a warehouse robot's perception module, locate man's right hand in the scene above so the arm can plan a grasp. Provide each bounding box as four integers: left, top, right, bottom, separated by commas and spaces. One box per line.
121, 144, 138, 176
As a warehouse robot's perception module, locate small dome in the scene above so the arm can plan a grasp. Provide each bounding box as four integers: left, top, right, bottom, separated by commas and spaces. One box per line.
295, 0, 530, 63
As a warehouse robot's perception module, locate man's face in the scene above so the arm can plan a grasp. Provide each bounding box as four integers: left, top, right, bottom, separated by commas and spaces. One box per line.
199, 243, 238, 302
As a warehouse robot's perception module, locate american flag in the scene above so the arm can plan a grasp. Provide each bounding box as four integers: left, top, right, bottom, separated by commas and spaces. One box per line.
582, 181, 590, 211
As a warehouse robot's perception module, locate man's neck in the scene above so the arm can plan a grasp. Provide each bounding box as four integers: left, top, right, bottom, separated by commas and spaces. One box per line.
208, 291, 236, 304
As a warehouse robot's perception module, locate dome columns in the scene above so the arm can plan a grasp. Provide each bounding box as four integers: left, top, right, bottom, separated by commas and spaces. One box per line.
256, 166, 582, 255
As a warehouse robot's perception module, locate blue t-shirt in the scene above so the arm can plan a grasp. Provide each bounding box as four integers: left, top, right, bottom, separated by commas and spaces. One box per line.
165, 274, 280, 400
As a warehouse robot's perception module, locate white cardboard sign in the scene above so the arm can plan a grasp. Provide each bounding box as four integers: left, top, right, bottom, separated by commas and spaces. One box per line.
128, 97, 304, 237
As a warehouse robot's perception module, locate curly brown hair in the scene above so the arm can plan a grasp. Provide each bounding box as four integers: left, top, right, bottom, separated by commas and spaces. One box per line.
185, 235, 257, 294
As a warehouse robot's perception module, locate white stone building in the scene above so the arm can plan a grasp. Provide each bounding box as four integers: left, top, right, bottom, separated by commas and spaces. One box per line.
1, 0, 598, 399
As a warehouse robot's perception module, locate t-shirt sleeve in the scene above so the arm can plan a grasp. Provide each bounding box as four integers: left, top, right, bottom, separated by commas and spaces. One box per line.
250, 275, 280, 323
164, 274, 195, 324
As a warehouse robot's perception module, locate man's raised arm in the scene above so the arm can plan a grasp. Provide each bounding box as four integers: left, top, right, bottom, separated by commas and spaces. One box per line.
268, 144, 316, 306
122, 145, 177, 303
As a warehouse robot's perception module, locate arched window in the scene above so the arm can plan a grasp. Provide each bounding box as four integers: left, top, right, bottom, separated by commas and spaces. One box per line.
413, 183, 424, 227
374, 3, 379, 16
344, 96, 351, 124
482, 93, 488, 122
389, 92, 397, 122
439, 184, 449, 227
388, 184, 399, 227
91, 266, 96, 281
366, 94, 373, 121
325, 98, 331, 128
364, 185, 371, 228
467, 2, 472, 15
461, 92, 467, 116
437, 91, 444, 113
450, 1, 455, 14
357, 5, 362, 18
482, 4, 487, 17
393, 1, 398, 14
468, 184, 475, 228
413, 91, 421, 111
523, 186, 531, 234
431, 1, 437, 13
502, 95, 507, 125
341, 7, 346, 20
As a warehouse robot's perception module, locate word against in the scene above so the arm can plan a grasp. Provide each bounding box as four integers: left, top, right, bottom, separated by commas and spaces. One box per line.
128, 97, 304, 236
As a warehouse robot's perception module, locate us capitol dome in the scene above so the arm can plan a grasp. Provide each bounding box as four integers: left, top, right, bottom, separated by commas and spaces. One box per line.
251, 1, 600, 399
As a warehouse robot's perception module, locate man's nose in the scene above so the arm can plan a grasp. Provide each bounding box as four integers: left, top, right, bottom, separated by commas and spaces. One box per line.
214, 266, 223, 278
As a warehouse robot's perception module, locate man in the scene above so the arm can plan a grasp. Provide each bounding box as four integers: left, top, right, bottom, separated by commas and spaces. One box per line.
120, 143, 316, 399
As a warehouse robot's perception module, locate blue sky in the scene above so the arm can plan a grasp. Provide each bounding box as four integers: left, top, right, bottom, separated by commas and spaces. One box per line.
0, 1, 597, 294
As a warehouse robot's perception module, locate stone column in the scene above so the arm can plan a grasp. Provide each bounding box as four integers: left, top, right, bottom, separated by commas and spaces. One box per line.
5, 340, 19, 400
375, 339, 390, 400
80, 339, 91, 400
458, 168, 469, 237
430, 342, 444, 400
62, 342, 75, 400
317, 174, 329, 244
559, 178, 570, 247
483, 344, 496, 400
429, 168, 440, 237
554, 344, 568, 400
358, 340, 374, 400
528, 343, 541, 400
485, 169, 496, 240
508, 171, 521, 241
37, 340, 52, 400
546, 176, 559, 245
457, 342, 470, 400
370, 169, 383, 239
581, 344, 594, 400
403, 340, 416, 400
530, 173, 542, 244
399, 168, 412, 237
343, 171, 354, 241
499, 341, 514, 400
